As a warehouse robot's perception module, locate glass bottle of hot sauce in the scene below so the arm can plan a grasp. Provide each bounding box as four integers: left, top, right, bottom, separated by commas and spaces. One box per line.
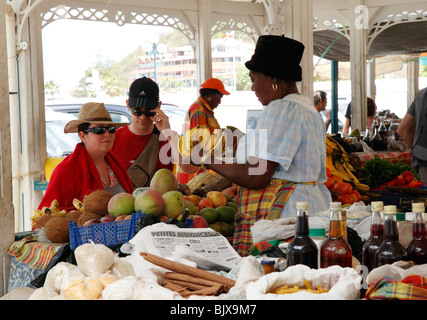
375, 205, 407, 267
320, 202, 353, 268
361, 201, 384, 272
406, 202, 427, 265
287, 202, 318, 269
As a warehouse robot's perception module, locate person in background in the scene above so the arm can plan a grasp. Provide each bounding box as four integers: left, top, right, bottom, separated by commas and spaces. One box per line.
313, 90, 330, 131
175, 77, 230, 184
343, 97, 377, 134
189, 35, 332, 256
397, 87, 427, 183
38, 102, 134, 211
111, 77, 174, 189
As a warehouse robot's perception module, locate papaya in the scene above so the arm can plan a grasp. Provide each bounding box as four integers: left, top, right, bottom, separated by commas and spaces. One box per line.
215, 206, 237, 223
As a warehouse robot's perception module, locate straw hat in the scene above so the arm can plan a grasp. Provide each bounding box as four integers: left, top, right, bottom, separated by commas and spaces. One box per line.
64, 102, 128, 133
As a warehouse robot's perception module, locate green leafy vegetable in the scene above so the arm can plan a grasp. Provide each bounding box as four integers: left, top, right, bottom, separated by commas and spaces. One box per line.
360, 156, 418, 188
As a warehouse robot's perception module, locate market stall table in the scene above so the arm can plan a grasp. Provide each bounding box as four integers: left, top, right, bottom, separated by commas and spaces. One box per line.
354, 150, 412, 167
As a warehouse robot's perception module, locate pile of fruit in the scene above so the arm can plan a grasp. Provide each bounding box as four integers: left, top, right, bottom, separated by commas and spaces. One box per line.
325, 135, 370, 205
31, 168, 238, 240
384, 171, 424, 188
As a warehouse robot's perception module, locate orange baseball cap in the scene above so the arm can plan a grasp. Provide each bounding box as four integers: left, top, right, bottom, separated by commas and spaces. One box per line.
201, 78, 230, 95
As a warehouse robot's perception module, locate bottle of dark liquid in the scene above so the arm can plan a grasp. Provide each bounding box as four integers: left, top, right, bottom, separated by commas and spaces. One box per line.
372, 125, 383, 151
362, 127, 372, 147
378, 117, 388, 150
375, 205, 407, 267
384, 118, 391, 131
287, 202, 318, 269
361, 201, 384, 272
320, 202, 353, 268
406, 202, 427, 264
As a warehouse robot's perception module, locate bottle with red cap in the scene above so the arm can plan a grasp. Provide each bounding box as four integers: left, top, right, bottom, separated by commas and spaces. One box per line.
406, 202, 427, 264
362, 201, 384, 272
375, 205, 407, 267
287, 202, 318, 269
320, 202, 352, 268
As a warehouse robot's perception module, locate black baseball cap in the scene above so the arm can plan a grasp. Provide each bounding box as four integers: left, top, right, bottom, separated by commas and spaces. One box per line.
128, 77, 159, 109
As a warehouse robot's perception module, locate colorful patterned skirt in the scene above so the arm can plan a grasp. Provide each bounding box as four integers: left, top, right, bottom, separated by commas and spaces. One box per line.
231, 178, 297, 257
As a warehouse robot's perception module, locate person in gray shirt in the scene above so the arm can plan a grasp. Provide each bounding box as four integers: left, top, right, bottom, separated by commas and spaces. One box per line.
397, 87, 427, 182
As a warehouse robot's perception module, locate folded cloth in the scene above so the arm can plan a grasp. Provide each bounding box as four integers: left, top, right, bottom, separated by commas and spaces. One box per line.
365, 275, 427, 300
6, 236, 65, 270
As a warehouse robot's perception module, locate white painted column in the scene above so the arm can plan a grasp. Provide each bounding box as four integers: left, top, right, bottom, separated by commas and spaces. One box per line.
407, 59, 419, 109
349, 0, 368, 132
195, 0, 212, 89
366, 58, 376, 100
0, 3, 16, 296
283, 0, 314, 97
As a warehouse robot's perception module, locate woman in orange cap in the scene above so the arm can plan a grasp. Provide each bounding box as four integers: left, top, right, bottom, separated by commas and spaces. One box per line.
175, 78, 230, 184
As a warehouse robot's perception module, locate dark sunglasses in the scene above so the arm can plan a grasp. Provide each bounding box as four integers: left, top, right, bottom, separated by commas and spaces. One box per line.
131, 108, 156, 117
83, 125, 116, 135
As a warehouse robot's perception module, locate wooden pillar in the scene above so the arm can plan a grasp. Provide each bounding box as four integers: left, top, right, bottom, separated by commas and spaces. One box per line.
0, 3, 15, 296
349, 0, 368, 132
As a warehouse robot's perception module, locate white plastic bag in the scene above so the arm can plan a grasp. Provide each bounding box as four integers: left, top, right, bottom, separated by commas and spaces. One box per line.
74, 242, 115, 276
246, 265, 361, 300
250, 217, 296, 243
367, 262, 427, 285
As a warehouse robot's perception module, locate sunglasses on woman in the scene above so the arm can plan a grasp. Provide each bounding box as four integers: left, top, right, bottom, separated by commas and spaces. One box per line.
83, 125, 116, 135
131, 107, 156, 117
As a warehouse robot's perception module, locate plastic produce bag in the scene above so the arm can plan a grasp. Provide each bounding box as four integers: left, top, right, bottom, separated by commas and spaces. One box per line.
74, 241, 115, 276
246, 264, 361, 300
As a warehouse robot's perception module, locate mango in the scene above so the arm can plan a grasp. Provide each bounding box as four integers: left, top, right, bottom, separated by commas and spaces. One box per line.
187, 215, 208, 228
162, 191, 186, 218
134, 189, 165, 217
107, 193, 135, 218
150, 168, 179, 195
198, 198, 214, 210
207, 191, 227, 208
215, 206, 237, 223
132, 187, 150, 198
197, 207, 218, 224
226, 201, 238, 212
185, 200, 197, 215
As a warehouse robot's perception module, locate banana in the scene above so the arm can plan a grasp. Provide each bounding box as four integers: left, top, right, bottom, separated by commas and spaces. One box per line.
49, 199, 59, 212
355, 183, 370, 192
73, 198, 85, 212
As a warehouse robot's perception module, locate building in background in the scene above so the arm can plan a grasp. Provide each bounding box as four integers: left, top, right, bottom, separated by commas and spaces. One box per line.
136, 37, 255, 91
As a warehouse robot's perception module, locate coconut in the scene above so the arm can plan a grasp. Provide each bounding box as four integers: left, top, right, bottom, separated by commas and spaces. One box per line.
77, 212, 102, 227
83, 189, 113, 216
66, 210, 82, 223
44, 216, 70, 243
34, 215, 53, 230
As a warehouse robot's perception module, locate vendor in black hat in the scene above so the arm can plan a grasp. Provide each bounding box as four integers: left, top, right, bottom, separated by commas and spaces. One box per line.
193, 35, 332, 256
111, 77, 175, 188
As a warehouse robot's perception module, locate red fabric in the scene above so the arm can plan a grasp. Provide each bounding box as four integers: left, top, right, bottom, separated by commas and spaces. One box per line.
111, 125, 173, 172
38, 143, 133, 211
355, 151, 412, 166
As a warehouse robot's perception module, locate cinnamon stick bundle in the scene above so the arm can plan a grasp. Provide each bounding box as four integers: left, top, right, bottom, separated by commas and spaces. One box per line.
140, 252, 235, 288
140, 252, 235, 298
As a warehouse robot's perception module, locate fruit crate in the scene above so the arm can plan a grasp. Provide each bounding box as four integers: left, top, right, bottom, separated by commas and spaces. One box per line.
69, 213, 144, 250
370, 190, 401, 206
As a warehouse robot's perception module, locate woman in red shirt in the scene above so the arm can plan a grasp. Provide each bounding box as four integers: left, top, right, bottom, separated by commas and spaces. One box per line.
38, 102, 133, 211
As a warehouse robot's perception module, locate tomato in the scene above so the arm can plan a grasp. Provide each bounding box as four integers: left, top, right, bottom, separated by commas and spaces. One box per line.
343, 182, 353, 194
352, 190, 362, 201
348, 193, 359, 203
324, 177, 334, 190
330, 175, 343, 185
337, 194, 354, 205
326, 167, 332, 177
332, 182, 348, 194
